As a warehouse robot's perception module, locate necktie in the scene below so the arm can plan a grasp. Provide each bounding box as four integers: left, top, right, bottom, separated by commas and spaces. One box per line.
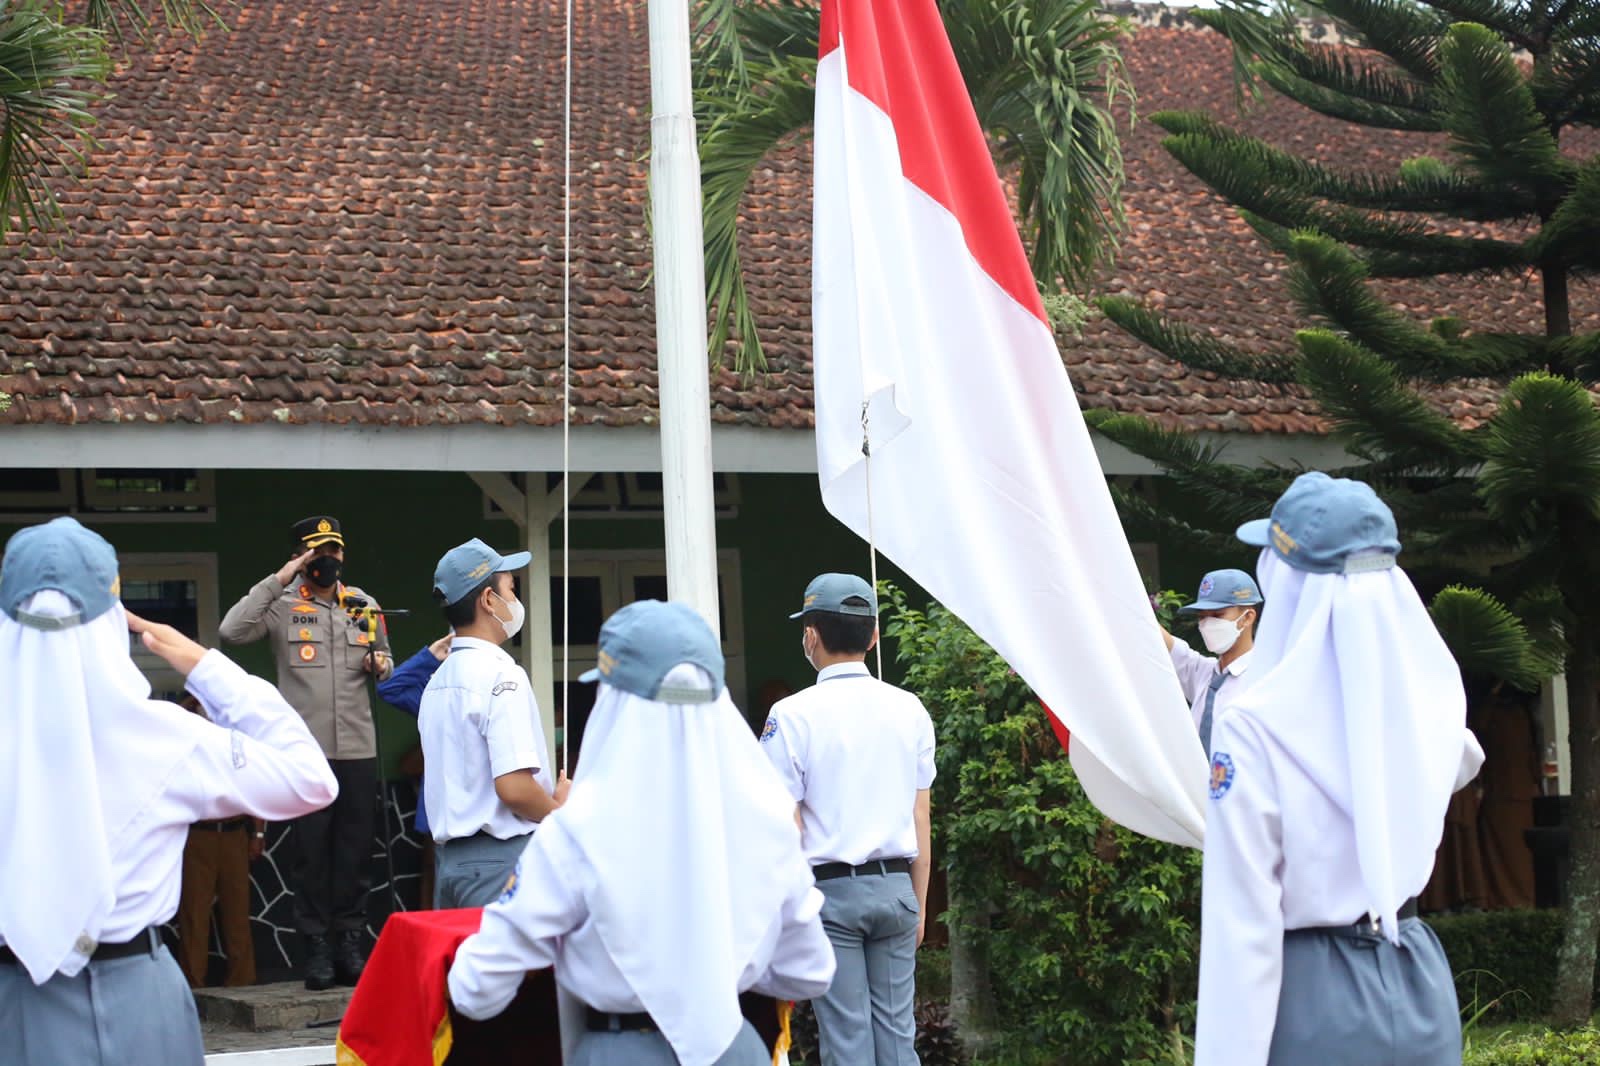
1199, 670, 1228, 757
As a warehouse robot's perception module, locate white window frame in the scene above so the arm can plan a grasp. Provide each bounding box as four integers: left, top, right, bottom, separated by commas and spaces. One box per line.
0, 469, 216, 524
551, 548, 747, 705
0, 467, 75, 510
82, 469, 216, 512
120, 553, 220, 695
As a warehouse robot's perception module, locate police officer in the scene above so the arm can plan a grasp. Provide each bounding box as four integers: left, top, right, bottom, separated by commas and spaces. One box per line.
761, 574, 935, 1066
0, 517, 337, 1066
1197, 473, 1485, 1066
449, 600, 835, 1065
421, 539, 565, 908
1160, 568, 1262, 755
219, 515, 393, 989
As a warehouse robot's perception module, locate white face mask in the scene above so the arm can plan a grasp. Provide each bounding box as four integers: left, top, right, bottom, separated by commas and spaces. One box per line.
489, 590, 526, 642
1197, 615, 1246, 655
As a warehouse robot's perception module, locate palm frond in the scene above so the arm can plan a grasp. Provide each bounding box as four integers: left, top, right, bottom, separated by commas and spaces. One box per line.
0, 0, 108, 239
82, 0, 225, 47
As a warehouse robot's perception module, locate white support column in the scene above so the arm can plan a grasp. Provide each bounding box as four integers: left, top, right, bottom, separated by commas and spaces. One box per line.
648, 0, 722, 637
523, 487, 558, 764
1542, 672, 1572, 795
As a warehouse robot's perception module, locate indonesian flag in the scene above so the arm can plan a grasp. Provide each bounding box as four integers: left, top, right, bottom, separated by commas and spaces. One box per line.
813, 0, 1207, 845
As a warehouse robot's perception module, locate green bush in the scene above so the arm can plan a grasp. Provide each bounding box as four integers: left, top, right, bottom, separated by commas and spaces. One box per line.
1429, 910, 1600, 1022
884, 586, 1202, 1066
1464, 1028, 1600, 1065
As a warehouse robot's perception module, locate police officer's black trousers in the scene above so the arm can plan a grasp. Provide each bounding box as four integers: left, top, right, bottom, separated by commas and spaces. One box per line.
291, 757, 378, 936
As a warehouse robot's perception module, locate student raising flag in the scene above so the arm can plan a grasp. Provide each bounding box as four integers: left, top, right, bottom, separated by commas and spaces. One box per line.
811, 0, 1206, 845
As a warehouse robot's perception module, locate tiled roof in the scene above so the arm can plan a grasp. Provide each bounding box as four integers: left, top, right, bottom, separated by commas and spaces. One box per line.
0, 2, 1591, 433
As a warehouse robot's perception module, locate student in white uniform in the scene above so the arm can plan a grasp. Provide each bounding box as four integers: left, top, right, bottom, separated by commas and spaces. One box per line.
1160, 568, 1262, 755
0, 517, 338, 1066
421, 538, 566, 908
449, 599, 835, 1066
1197, 473, 1485, 1066
762, 573, 936, 1066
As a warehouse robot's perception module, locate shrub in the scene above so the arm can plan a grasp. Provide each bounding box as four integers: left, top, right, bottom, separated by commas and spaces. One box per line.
1464, 1028, 1600, 1065
1429, 910, 1600, 1022
884, 585, 1202, 1066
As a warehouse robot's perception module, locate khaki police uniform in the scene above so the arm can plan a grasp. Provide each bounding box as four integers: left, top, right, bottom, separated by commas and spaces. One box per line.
220, 576, 391, 759
218, 519, 393, 974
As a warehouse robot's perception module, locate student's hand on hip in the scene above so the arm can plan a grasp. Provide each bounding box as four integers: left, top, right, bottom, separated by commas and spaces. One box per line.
126, 610, 207, 677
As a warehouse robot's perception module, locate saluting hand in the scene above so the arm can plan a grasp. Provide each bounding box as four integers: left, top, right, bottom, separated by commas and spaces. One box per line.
126, 609, 208, 677
275, 549, 315, 587
428, 633, 454, 661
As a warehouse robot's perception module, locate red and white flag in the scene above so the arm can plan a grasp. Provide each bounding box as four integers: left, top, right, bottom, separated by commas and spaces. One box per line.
812, 0, 1206, 845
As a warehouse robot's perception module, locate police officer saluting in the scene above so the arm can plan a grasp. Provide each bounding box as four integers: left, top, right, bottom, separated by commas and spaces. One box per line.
1160, 569, 1262, 755
0, 518, 337, 1066
220, 515, 393, 989
761, 574, 935, 1066
1197, 473, 1485, 1066
420, 538, 565, 908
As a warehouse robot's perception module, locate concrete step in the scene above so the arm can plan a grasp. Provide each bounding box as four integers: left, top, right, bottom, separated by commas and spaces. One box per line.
194, 981, 353, 1034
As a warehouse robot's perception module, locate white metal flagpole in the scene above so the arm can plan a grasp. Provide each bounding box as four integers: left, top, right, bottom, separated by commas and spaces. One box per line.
647, 0, 722, 638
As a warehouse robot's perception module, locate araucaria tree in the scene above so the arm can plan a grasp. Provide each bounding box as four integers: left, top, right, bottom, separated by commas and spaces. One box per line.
1091, 0, 1600, 1023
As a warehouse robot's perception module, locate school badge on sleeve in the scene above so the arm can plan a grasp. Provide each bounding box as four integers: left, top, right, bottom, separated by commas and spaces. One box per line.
1209, 752, 1235, 800
760, 716, 778, 743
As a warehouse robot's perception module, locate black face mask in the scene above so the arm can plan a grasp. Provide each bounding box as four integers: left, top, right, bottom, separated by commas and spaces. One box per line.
305, 556, 343, 588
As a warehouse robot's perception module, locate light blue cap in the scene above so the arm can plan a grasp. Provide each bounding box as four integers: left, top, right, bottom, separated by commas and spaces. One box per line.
578, 600, 725, 703
788, 572, 877, 620
432, 538, 532, 606
1237, 472, 1401, 575
1177, 568, 1262, 612
0, 516, 121, 629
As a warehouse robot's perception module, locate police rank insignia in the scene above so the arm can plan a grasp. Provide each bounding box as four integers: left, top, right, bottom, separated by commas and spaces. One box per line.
1209, 752, 1235, 800
760, 716, 778, 742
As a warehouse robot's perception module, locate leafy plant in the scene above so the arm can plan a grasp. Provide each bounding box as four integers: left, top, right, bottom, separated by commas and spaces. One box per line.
884, 583, 1201, 1065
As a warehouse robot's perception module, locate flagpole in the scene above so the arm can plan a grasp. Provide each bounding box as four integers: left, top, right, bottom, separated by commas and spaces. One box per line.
648, 0, 722, 637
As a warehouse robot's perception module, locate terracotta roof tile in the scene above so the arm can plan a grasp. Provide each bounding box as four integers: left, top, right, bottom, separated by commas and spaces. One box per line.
0, 3, 1592, 433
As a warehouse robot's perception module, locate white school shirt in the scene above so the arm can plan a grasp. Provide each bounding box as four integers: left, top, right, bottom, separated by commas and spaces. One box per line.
448, 817, 836, 1018
1169, 639, 1252, 729
419, 636, 553, 844
760, 662, 936, 865
0, 651, 337, 955
1196, 711, 1486, 1066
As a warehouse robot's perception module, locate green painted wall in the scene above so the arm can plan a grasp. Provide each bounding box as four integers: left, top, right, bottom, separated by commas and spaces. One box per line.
0, 470, 932, 777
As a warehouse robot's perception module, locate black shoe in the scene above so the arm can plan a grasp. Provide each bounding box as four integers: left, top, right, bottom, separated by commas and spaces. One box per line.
333, 930, 367, 987
303, 935, 336, 991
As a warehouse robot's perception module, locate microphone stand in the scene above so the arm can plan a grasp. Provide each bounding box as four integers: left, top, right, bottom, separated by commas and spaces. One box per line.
344, 598, 410, 925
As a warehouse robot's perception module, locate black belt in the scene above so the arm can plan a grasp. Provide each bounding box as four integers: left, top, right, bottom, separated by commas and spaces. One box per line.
0, 927, 161, 968
813, 857, 912, 881
586, 1007, 657, 1033
1296, 897, 1419, 937
192, 817, 252, 832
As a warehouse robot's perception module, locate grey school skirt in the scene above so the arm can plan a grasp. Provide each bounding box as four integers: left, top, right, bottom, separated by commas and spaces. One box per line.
1270, 916, 1461, 1066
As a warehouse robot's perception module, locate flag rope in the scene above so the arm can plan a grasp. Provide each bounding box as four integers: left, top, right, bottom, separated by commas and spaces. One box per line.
559, 0, 574, 775
861, 401, 884, 679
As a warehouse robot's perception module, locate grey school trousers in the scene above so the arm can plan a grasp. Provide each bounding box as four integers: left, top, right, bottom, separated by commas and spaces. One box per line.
570, 1018, 768, 1065
0, 938, 203, 1066
434, 831, 531, 909
813, 869, 921, 1066
1270, 916, 1462, 1065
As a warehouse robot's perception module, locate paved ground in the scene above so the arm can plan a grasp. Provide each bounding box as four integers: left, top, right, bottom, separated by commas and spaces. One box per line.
197, 981, 349, 1058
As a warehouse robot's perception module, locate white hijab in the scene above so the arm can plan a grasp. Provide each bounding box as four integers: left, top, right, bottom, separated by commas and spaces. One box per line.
0, 592, 205, 983
1225, 550, 1483, 941
556, 665, 813, 1066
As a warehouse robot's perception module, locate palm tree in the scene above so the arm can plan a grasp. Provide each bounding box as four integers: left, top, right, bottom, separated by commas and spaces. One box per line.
694, 0, 1134, 375
0, 0, 219, 241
